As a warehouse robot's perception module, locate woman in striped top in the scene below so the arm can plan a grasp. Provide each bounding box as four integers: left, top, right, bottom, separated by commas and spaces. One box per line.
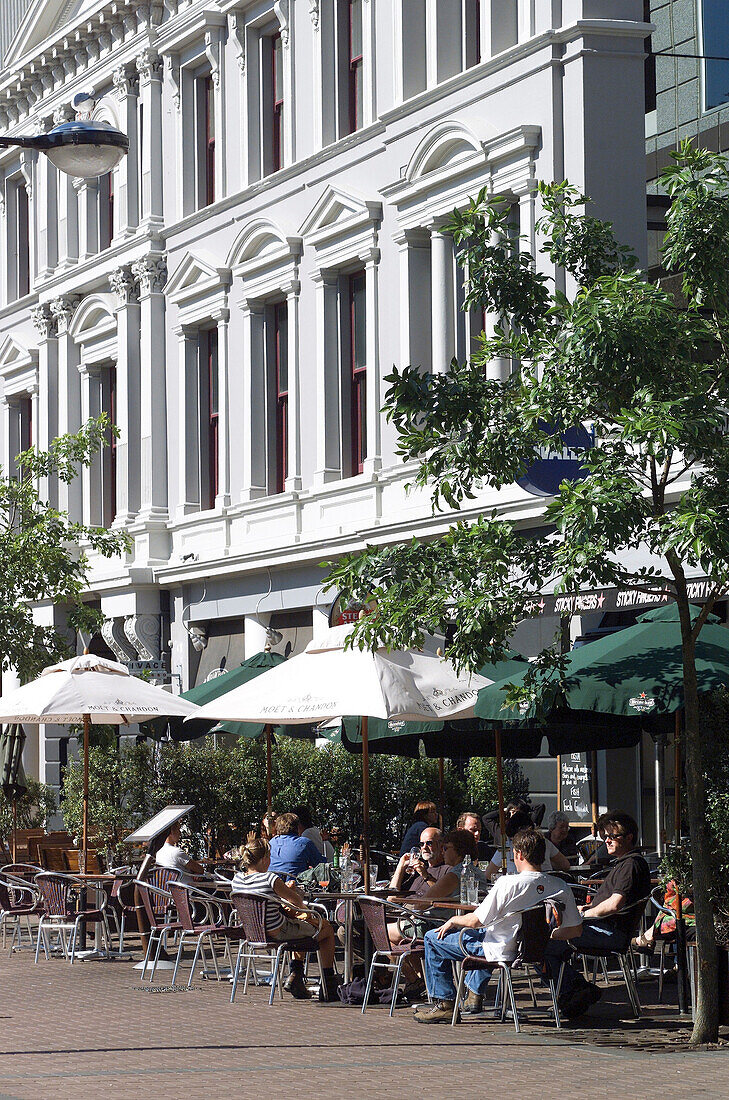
232, 836, 341, 1001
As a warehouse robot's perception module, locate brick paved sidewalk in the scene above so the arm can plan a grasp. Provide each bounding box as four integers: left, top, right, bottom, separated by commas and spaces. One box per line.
1, 948, 728, 1100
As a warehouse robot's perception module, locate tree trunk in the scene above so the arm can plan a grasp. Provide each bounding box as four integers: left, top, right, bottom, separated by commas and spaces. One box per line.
677, 595, 720, 1043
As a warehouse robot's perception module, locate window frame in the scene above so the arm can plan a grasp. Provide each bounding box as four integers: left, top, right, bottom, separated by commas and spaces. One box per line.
205, 328, 219, 510
272, 31, 285, 172
701, 0, 729, 113
347, 269, 367, 476
273, 300, 288, 494
348, 0, 364, 134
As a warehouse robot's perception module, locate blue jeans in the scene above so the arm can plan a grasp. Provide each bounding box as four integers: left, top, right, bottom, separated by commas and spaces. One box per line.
423, 927, 495, 1001
543, 922, 629, 996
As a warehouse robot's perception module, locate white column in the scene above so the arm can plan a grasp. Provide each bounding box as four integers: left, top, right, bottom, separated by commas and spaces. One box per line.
51, 295, 81, 518
175, 325, 200, 518
396, 229, 432, 373
109, 265, 142, 523
425, 0, 439, 88
277, 2, 295, 166
213, 307, 231, 508
30, 304, 59, 506
57, 174, 79, 269
137, 48, 164, 229
36, 116, 58, 276
207, 28, 227, 198
363, 249, 381, 475
133, 254, 169, 525
313, 271, 342, 485
310, 2, 326, 148
244, 613, 270, 658
79, 364, 103, 526
240, 300, 267, 500
362, 0, 376, 125
430, 225, 454, 374
284, 281, 302, 492
112, 64, 139, 238
76, 178, 98, 260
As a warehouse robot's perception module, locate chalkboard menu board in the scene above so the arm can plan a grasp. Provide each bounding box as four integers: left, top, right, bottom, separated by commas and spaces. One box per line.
560, 753, 592, 822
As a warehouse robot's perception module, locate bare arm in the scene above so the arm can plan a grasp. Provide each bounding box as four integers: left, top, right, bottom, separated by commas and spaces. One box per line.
405, 870, 460, 911
436, 910, 483, 938
550, 921, 582, 942
550, 849, 571, 873
582, 892, 625, 920
388, 853, 414, 892
273, 877, 306, 908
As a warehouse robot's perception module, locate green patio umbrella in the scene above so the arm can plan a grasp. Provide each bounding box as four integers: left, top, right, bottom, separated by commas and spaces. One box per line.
0, 723, 27, 861
141, 650, 316, 811
475, 604, 729, 723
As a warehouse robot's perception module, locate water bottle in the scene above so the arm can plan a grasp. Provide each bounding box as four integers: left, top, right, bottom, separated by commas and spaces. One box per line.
340, 851, 351, 891
332, 841, 340, 869
460, 855, 472, 904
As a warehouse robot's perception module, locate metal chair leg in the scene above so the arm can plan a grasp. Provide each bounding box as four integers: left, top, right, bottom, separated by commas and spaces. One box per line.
505, 969, 520, 1033
361, 952, 379, 1014
390, 955, 405, 1018
619, 953, 641, 1018
172, 930, 188, 985
526, 971, 538, 1007
140, 929, 156, 979
230, 943, 246, 1003
658, 941, 666, 1002
451, 965, 467, 1026
269, 945, 285, 1006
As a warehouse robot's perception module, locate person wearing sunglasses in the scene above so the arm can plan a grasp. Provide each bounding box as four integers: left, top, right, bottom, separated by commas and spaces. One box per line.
543, 810, 651, 1019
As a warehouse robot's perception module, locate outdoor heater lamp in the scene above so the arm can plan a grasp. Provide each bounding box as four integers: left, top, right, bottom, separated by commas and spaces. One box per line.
0, 117, 128, 178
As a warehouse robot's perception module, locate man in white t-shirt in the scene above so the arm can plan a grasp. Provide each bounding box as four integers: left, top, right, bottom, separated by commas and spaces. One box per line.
414, 829, 582, 1023
155, 821, 205, 885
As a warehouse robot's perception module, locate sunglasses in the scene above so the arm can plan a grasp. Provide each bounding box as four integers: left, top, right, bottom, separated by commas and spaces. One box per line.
420, 841, 437, 848
604, 832, 626, 841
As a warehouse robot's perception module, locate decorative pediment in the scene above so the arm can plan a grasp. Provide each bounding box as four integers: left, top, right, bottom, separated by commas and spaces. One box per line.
227, 219, 298, 270
69, 293, 117, 343
299, 186, 382, 248
405, 120, 485, 183
4, 0, 93, 69
0, 333, 38, 397
166, 251, 231, 306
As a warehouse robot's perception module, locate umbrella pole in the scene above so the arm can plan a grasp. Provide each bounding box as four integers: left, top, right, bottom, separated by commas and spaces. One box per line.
438, 756, 445, 827
265, 724, 273, 815
362, 715, 370, 893
82, 712, 90, 874
11, 799, 17, 862
495, 727, 507, 874
590, 749, 599, 834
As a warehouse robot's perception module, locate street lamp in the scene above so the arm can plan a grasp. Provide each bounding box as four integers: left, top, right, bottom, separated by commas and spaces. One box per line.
0, 94, 128, 179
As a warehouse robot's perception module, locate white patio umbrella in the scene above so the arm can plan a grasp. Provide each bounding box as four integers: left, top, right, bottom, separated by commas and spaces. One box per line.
192, 624, 494, 888
0, 654, 200, 868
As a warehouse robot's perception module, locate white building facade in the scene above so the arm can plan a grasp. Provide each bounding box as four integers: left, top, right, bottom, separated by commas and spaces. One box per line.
0, 0, 648, 805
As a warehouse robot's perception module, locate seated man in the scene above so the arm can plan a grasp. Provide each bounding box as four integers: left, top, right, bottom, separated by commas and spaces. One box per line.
457, 810, 493, 862
482, 808, 571, 877
155, 820, 205, 884
414, 828, 582, 1023
544, 810, 651, 1018
388, 827, 454, 898
268, 812, 322, 879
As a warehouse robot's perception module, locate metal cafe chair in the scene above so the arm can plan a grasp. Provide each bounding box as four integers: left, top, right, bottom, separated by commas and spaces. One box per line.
569, 895, 651, 1019
451, 902, 565, 1031
0, 872, 42, 952
358, 896, 426, 1017
168, 881, 246, 988
34, 871, 112, 964
133, 867, 181, 982
229, 892, 324, 1006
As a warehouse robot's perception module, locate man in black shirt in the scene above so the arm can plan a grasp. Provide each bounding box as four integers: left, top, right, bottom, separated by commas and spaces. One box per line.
544, 811, 651, 1018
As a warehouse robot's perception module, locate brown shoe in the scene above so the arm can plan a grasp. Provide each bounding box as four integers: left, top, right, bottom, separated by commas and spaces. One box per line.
283, 971, 311, 1000
413, 999, 455, 1023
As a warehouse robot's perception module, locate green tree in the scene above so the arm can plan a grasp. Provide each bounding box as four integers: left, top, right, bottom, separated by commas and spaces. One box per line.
326, 145, 729, 1042
466, 757, 528, 812
61, 741, 129, 857
0, 415, 130, 684
0, 776, 56, 840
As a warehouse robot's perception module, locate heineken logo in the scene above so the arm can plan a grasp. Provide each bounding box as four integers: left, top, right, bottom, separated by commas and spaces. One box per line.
629, 692, 656, 713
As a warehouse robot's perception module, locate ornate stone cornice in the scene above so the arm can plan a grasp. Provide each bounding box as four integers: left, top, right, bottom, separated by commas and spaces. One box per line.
31, 304, 57, 340
136, 47, 163, 84
308, 1, 320, 30
124, 614, 160, 660
113, 64, 139, 100
229, 13, 246, 73
109, 264, 140, 306
101, 618, 137, 663
50, 295, 80, 336
164, 55, 181, 110
131, 254, 167, 295
274, 0, 291, 48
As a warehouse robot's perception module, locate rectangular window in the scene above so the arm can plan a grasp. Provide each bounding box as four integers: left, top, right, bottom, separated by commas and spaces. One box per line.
204, 329, 219, 509
348, 271, 366, 475
643, 0, 656, 114
195, 74, 215, 208
99, 172, 114, 251
274, 302, 288, 494
102, 367, 117, 527
272, 33, 284, 171
19, 396, 32, 453
464, 0, 481, 68
15, 182, 30, 299
702, 1, 729, 110
348, 0, 363, 133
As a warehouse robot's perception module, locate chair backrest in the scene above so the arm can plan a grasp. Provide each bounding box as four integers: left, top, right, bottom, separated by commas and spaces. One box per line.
0, 873, 37, 913
64, 850, 102, 874
357, 897, 396, 953
137, 867, 179, 930
169, 882, 196, 932
35, 873, 74, 919
230, 892, 273, 944
514, 904, 553, 966
576, 836, 602, 860
619, 895, 651, 942
2, 862, 43, 881
39, 847, 68, 872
